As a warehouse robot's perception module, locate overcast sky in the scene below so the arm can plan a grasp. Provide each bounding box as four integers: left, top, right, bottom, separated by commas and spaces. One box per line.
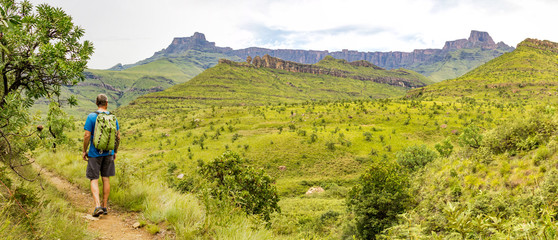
28, 0, 558, 69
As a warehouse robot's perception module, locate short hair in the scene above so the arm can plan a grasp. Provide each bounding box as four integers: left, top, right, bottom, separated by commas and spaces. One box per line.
96, 94, 108, 107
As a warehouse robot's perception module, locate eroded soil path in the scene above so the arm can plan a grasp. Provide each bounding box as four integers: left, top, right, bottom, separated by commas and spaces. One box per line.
34, 164, 156, 240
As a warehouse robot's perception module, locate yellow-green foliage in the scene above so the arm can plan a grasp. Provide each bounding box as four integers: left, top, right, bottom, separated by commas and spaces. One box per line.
381, 109, 558, 239
33, 43, 558, 238
0, 164, 92, 240
410, 38, 558, 104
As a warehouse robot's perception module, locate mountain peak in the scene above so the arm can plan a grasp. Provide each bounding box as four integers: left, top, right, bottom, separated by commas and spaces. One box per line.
161, 32, 231, 55
468, 30, 495, 45
443, 30, 510, 51
192, 32, 206, 41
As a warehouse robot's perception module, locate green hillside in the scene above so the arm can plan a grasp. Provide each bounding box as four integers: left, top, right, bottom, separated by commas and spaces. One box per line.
123, 56, 431, 112
32, 38, 558, 239
411, 47, 513, 82
31, 50, 241, 117
409, 38, 558, 102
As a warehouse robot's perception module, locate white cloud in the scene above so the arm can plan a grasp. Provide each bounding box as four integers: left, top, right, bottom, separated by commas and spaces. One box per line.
27, 0, 558, 69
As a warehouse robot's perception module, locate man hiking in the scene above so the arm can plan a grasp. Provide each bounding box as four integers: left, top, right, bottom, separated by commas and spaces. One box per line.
82, 94, 120, 217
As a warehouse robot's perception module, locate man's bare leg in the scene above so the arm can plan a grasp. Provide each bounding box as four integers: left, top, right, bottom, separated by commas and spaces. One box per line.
91, 179, 101, 207
101, 177, 110, 208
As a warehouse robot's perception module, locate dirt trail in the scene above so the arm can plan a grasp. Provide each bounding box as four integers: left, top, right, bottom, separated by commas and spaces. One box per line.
34, 164, 156, 240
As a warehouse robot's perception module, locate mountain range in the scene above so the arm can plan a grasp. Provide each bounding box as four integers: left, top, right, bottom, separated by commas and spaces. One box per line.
35, 30, 514, 117
113, 30, 514, 82
121, 55, 431, 113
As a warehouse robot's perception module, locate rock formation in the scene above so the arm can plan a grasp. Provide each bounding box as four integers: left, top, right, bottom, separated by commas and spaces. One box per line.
118, 30, 514, 80
220, 55, 428, 88
442, 30, 508, 51
158, 32, 233, 54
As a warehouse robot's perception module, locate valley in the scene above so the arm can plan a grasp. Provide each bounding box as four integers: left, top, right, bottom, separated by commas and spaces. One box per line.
31, 37, 558, 239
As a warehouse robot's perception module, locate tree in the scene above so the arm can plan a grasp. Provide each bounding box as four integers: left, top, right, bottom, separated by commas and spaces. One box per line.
198, 151, 280, 223
0, 0, 93, 179
458, 124, 482, 149
347, 160, 411, 239
396, 144, 438, 171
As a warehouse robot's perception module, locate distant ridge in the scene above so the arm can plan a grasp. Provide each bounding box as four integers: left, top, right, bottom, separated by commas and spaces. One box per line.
408, 38, 558, 102
112, 31, 514, 82
121, 56, 431, 112
220, 55, 429, 88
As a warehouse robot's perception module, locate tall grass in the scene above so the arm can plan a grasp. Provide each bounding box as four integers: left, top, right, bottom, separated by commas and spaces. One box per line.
0, 162, 92, 240
35, 146, 275, 239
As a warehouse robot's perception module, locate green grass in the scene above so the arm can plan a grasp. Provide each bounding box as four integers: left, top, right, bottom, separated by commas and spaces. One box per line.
412, 47, 513, 82
26, 38, 558, 239
124, 57, 429, 111
0, 163, 93, 240
410, 38, 558, 103
31, 50, 242, 118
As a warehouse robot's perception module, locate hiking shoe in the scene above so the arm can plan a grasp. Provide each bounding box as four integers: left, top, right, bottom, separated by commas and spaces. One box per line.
101, 207, 108, 215
92, 207, 104, 217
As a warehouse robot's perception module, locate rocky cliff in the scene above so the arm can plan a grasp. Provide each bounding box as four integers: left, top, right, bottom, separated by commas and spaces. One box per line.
219, 55, 428, 88
115, 30, 514, 81
158, 32, 233, 54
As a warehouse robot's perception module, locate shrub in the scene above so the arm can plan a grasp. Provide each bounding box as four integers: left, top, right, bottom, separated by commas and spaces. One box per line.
483, 116, 557, 154
309, 133, 318, 143
347, 161, 411, 239
435, 138, 454, 157
198, 151, 280, 222
458, 125, 482, 149
363, 132, 372, 142
326, 141, 336, 151
396, 145, 438, 171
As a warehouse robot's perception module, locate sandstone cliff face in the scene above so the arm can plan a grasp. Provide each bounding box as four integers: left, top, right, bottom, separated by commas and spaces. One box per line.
219, 55, 427, 88
160, 32, 233, 54
127, 31, 514, 80
442, 30, 500, 50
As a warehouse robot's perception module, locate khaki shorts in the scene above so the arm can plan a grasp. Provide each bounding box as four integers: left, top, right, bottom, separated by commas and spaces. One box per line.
86, 155, 115, 180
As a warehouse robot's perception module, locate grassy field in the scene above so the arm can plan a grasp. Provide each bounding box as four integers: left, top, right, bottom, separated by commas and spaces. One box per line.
26, 38, 558, 239
33, 95, 540, 239
0, 164, 93, 240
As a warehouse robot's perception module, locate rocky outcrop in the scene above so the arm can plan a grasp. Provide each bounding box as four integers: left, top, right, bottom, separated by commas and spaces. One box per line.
220, 55, 427, 88
517, 38, 558, 53
158, 32, 233, 55
117, 31, 514, 80
442, 30, 501, 50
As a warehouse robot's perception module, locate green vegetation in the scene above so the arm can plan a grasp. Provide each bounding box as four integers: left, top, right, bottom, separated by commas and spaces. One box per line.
5, 1, 558, 237
315, 56, 433, 86
396, 144, 438, 171
32, 50, 242, 117
126, 57, 429, 110
413, 47, 513, 82
347, 160, 411, 239
198, 151, 280, 223
0, 1, 94, 238
0, 166, 92, 239
410, 38, 558, 103
36, 94, 532, 239
0, 0, 92, 172
30, 38, 558, 238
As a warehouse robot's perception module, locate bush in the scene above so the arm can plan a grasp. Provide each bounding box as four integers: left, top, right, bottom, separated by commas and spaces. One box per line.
198, 151, 280, 222
435, 138, 454, 157
483, 116, 557, 154
363, 132, 372, 142
347, 161, 411, 239
396, 145, 437, 171
458, 125, 482, 149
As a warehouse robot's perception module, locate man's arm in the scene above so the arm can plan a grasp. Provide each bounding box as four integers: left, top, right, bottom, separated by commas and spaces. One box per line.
83, 130, 91, 161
